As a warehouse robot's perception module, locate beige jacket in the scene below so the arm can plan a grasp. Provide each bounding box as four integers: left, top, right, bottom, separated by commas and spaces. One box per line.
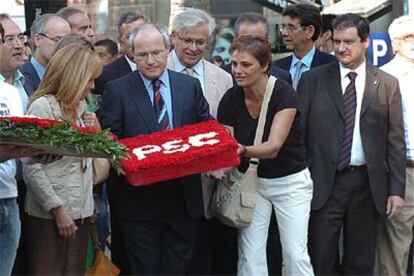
23, 95, 94, 220
168, 52, 234, 218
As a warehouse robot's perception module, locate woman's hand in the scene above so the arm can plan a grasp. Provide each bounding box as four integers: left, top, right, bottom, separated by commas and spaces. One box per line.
206, 167, 232, 180
52, 206, 78, 238
83, 112, 101, 131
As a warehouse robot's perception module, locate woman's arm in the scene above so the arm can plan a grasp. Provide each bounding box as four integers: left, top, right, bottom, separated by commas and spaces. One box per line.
242, 108, 297, 159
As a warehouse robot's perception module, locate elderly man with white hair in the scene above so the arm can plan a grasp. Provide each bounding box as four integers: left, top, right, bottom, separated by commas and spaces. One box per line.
377, 15, 414, 276
168, 8, 234, 274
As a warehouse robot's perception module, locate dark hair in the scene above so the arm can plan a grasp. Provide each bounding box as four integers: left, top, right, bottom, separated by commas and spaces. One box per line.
332, 13, 370, 41
117, 12, 149, 36
0, 21, 3, 42
234, 12, 268, 37
231, 35, 272, 71
95, 38, 118, 56
282, 4, 321, 41
321, 14, 336, 35
0, 13, 11, 22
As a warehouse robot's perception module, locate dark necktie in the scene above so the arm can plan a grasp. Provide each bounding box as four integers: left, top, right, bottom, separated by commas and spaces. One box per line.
337, 72, 357, 171
152, 79, 170, 130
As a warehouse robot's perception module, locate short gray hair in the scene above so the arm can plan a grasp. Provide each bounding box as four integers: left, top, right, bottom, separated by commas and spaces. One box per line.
172, 8, 216, 36
31, 13, 57, 37
56, 7, 85, 26
129, 23, 170, 52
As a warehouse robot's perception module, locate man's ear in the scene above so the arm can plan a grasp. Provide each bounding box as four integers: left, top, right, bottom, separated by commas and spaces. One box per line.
307, 25, 316, 40
165, 43, 171, 53
32, 34, 41, 48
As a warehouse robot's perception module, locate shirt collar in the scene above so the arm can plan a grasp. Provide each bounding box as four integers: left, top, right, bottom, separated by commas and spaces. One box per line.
125, 55, 137, 71
0, 71, 25, 86
30, 57, 46, 79
292, 46, 316, 68
339, 59, 366, 80
172, 50, 203, 76
393, 55, 414, 70
139, 69, 169, 91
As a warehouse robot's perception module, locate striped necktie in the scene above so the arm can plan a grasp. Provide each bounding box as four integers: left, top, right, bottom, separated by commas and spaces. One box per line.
337, 72, 357, 171
152, 79, 170, 130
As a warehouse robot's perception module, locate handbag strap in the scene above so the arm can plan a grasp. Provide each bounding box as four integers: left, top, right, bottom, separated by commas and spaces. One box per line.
248, 75, 277, 168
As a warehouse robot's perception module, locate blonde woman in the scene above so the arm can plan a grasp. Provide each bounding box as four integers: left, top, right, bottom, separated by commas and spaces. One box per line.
23, 43, 102, 275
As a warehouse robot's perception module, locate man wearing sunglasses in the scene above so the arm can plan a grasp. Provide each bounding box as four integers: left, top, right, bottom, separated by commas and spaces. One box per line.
274, 4, 336, 89
20, 14, 71, 92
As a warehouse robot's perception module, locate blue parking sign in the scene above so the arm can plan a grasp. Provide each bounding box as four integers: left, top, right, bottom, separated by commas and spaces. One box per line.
367, 33, 393, 67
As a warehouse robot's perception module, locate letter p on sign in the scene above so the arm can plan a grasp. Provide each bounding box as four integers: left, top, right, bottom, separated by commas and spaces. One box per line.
372, 39, 387, 66
368, 33, 392, 67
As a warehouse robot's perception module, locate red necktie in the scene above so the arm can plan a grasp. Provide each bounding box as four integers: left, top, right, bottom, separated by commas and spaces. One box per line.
152, 79, 170, 130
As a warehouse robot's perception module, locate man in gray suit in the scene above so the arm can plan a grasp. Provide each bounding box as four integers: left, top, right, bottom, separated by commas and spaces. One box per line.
297, 13, 405, 275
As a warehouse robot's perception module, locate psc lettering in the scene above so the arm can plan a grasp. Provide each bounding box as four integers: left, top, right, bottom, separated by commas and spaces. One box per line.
132, 131, 220, 160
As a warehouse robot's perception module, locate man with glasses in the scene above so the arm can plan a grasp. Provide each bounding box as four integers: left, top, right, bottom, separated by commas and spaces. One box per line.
0, 14, 32, 112
377, 15, 414, 276
94, 11, 149, 95
274, 4, 336, 89
168, 8, 233, 275
56, 7, 95, 44
20, 14, 71, 91
100, 23, 211, 275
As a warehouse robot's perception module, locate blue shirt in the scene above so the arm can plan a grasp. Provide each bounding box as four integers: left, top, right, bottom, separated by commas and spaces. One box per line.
139, 70, 173, 128
31, 57, 46, 80
289, 46, 316, 82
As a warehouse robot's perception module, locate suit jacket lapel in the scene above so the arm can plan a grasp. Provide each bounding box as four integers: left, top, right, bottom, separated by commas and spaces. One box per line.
325, 62, 344, 119
126, 72, 158, 132
169, 70, 184, 128
310, 50, 321, 68
167, 52, 176, 71
360, 64, 379, 119
204, 61, 216, 101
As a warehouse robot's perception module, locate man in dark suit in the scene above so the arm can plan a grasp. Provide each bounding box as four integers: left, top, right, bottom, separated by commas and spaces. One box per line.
222, 12, 292, 86
100, 23, 211, 275
274, 4, 336, 89
20, 14, 71, 92
94, 12, 149, 95
297, 13, 406, 275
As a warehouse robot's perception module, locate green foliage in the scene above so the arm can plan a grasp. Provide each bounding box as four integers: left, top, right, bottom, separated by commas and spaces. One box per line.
0, 119, 127, 164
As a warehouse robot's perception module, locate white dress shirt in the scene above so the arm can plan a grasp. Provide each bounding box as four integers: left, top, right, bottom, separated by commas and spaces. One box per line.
172, 50, 205, 92
125, 55, 137, 71
381, 56, 414, 160
0, 82, 24, 199
339, 60, 367, 165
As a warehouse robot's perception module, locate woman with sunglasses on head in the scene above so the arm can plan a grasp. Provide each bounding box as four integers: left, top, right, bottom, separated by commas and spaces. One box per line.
23, 42, 102, 275
217, 35, 314, 276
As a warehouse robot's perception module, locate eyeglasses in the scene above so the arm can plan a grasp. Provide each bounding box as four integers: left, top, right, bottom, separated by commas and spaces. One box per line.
279, 24, 305, 33
400, 34, 414, 43
176, 32, 208, 47
37, 33, 62, 43
134, 49, 165, 61
3, 33, 28, 45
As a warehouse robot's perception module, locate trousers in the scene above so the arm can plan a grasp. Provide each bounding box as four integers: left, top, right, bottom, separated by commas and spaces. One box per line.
238, 168, 314, 276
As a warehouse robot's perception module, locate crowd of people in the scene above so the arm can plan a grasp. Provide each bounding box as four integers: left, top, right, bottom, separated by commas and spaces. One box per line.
0, 3, 413, 276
